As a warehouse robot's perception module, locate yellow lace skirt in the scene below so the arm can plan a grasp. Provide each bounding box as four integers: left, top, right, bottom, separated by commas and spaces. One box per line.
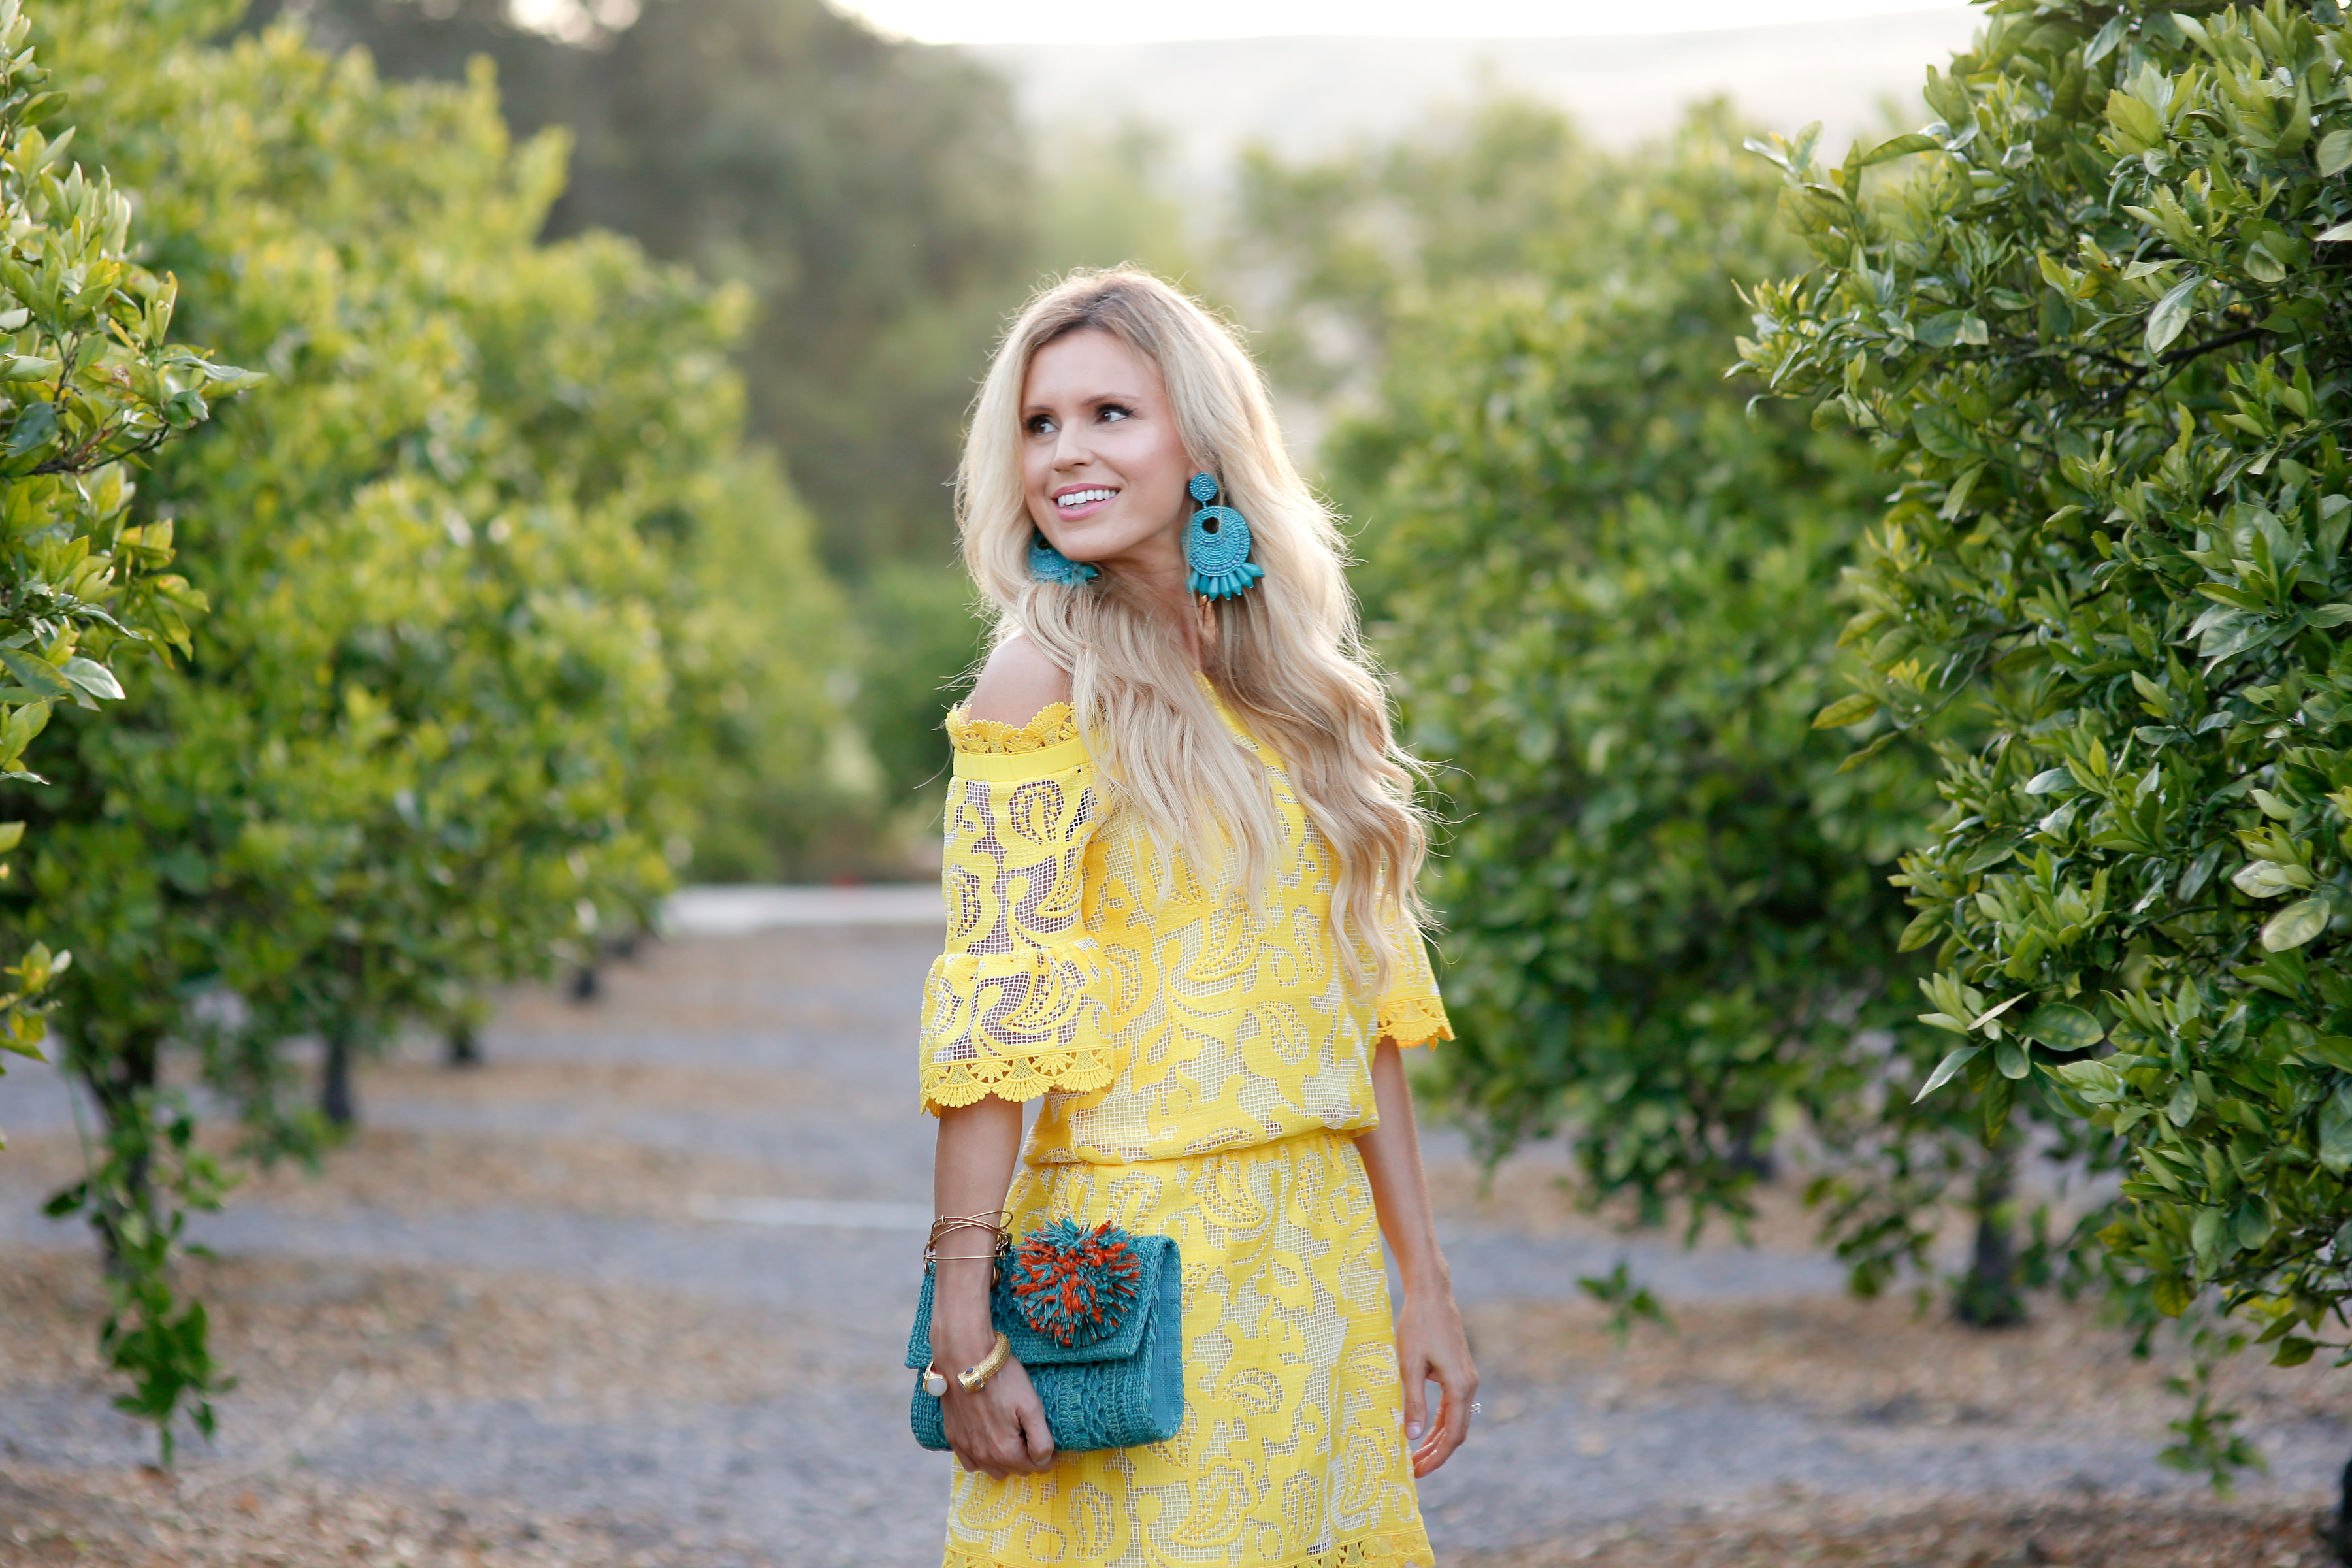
941, 1130, 1433, 1568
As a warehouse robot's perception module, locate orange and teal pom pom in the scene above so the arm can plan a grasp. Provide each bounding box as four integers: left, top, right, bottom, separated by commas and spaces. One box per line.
1011, 1218, 1145, 1348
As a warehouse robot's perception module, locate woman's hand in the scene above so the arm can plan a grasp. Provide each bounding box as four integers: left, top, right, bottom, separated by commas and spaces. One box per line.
1394, 1278, 1478, 1478
1356, 1037, 1480, 1479
932, 1096, 1045, 1478
940, 1358, 1056, 1479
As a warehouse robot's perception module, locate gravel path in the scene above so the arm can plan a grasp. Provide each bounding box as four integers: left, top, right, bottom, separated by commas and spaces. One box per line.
3, 910, 2343, 1565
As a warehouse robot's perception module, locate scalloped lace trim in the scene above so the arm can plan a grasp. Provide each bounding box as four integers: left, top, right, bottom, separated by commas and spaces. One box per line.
1379, 993, 1453, 1049
947, 702, 1080, 755
921, 1047, 1118, 1112
943, 1528, 1431, 1568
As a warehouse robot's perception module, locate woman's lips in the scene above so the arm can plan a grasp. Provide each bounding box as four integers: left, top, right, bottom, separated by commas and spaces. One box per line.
1051, 485, 1117, 521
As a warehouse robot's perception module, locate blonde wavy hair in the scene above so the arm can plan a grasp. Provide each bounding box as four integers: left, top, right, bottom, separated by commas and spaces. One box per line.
956, 268, 1428, 993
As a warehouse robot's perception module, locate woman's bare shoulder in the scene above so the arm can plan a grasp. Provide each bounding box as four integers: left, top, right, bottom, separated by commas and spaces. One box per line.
962, 635, 1073, 726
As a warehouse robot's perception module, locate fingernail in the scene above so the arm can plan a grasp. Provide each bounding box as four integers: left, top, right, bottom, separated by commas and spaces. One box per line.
1406, 1421, 1423, 1442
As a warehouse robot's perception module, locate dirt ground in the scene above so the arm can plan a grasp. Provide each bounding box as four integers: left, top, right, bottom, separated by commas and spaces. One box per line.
1, 1467, 2333, 1568
4, 925, 2346, 1566
1466, 1497, 2336, 1568
5, 1239, 2342, 1567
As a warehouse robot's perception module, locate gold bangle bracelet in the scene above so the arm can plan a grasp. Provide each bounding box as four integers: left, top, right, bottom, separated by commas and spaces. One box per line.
927, 1211, 1007, 1243
924, 1224, 1011, 1267
956, 1330, 1013, 1394
921, 1329, 1013, 1399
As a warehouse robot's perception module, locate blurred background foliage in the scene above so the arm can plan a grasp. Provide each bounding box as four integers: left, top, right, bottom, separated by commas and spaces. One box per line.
1249, 95, 2048, 1326
241, 0, 1217, 875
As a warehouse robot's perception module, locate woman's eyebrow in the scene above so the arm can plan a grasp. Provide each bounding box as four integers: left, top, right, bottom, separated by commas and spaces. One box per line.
1024, 389, 1149, 416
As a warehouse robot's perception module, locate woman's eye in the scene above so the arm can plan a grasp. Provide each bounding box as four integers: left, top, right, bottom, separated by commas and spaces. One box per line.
1026, 416, 1057, 436
1098, 404, 1132, 423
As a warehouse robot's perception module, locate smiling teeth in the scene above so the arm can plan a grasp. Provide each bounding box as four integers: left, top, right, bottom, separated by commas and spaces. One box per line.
1058, 489, 1115, 508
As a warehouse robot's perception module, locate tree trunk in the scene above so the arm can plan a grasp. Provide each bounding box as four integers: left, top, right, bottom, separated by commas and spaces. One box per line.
1725, 1107, 1776, 1184
321, 1029, 356, 1127
1953, 1137, 2027, 1328
70, 1025, 164, 1275
445, 1020, 481, 1069
2330, 1449, 2352, 1566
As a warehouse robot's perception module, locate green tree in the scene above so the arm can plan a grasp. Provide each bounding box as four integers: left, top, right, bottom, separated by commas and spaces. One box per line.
665, 449, 870, 882
0, 0, 252, 1129
838, 558, 983, 860
22, 0, 839, 1458
1256, 100, 2051, 1319
246, 0, 1049, 870
257, 0, 1036, 581
1740, 0, 2351, 1463
248, 3, 1261, 857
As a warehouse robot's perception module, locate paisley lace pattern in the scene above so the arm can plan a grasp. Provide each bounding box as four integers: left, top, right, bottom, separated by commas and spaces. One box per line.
1030, 691, 1451, 1166
919, 694, 1448, 1133
918, 729, 1114, 1112
942, 1133, 1435, 1568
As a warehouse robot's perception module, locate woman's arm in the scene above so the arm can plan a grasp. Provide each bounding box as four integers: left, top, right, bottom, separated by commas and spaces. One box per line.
926, 634, 1080, 1477
1356, 1037, 1478, 1478
932, 1096, 1054, 1478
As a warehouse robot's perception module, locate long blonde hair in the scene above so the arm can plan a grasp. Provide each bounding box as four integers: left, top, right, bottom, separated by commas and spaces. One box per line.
956, 269, 1428, 992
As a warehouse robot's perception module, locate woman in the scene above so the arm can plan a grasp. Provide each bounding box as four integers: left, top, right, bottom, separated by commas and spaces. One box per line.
919, 268, 1475, 1568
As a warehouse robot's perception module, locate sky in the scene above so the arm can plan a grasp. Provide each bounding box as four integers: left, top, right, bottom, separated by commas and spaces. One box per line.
834, 0, 1965, 44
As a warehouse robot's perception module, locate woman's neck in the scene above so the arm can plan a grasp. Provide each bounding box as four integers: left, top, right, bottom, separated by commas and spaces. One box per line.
1103, 536, 1212, 671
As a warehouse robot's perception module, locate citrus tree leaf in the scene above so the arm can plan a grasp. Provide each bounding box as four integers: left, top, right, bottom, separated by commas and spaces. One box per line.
1914, 1045, 1982, 1102
2262, 898, 2329, 951
2021, 1003, 2104, 1051
1812, 692, 1880, 728
2144, 274, 2201, 355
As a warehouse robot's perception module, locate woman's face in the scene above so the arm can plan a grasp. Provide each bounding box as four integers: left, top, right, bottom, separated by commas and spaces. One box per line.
1021, 327, 1192, 577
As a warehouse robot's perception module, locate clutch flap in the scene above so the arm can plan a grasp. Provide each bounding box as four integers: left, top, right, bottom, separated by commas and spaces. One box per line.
905, 1230, 1177, 1371
1004, 1232, 1175, 1366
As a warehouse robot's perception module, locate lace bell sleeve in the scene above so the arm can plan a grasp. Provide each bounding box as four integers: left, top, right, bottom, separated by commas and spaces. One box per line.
917, 702, 1117, 1113
1375, 896, 1453, 1050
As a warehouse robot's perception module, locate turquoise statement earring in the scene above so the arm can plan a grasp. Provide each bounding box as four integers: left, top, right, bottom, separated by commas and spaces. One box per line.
1029, 529, 1099, 587
1184, 474, 1262, 600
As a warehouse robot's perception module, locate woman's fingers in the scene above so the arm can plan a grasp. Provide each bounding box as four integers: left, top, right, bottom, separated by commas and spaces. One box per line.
1394, 1281, 1480, 1478
1410, 1392, 1443, 1476
1019, 1407, 1056, 1470
943, 1366, 1056, 1479
1396, 1327, 1444, 1469
988, 1362, 1056, 1473
1443, 1360, 1476, 1451
1398, 1358, 1429, 1448
952, 1437, 1018, 1480
1015, 1387, 1057, 1471
1411, 1357, 1478, 1477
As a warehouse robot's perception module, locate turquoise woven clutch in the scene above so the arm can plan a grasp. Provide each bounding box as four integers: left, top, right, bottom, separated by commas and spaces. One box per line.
905, 1220, 1183, 1454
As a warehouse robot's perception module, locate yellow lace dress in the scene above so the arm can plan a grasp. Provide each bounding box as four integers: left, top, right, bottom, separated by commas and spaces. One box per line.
917, 687, 1452, 1568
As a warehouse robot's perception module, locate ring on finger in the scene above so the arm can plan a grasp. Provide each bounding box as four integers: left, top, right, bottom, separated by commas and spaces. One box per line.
1470, 1402, 1483, 1415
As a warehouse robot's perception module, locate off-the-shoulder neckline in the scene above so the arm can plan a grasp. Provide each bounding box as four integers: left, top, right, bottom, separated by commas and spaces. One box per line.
945, 700, 1080, 755
947, 676, 1252, 757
